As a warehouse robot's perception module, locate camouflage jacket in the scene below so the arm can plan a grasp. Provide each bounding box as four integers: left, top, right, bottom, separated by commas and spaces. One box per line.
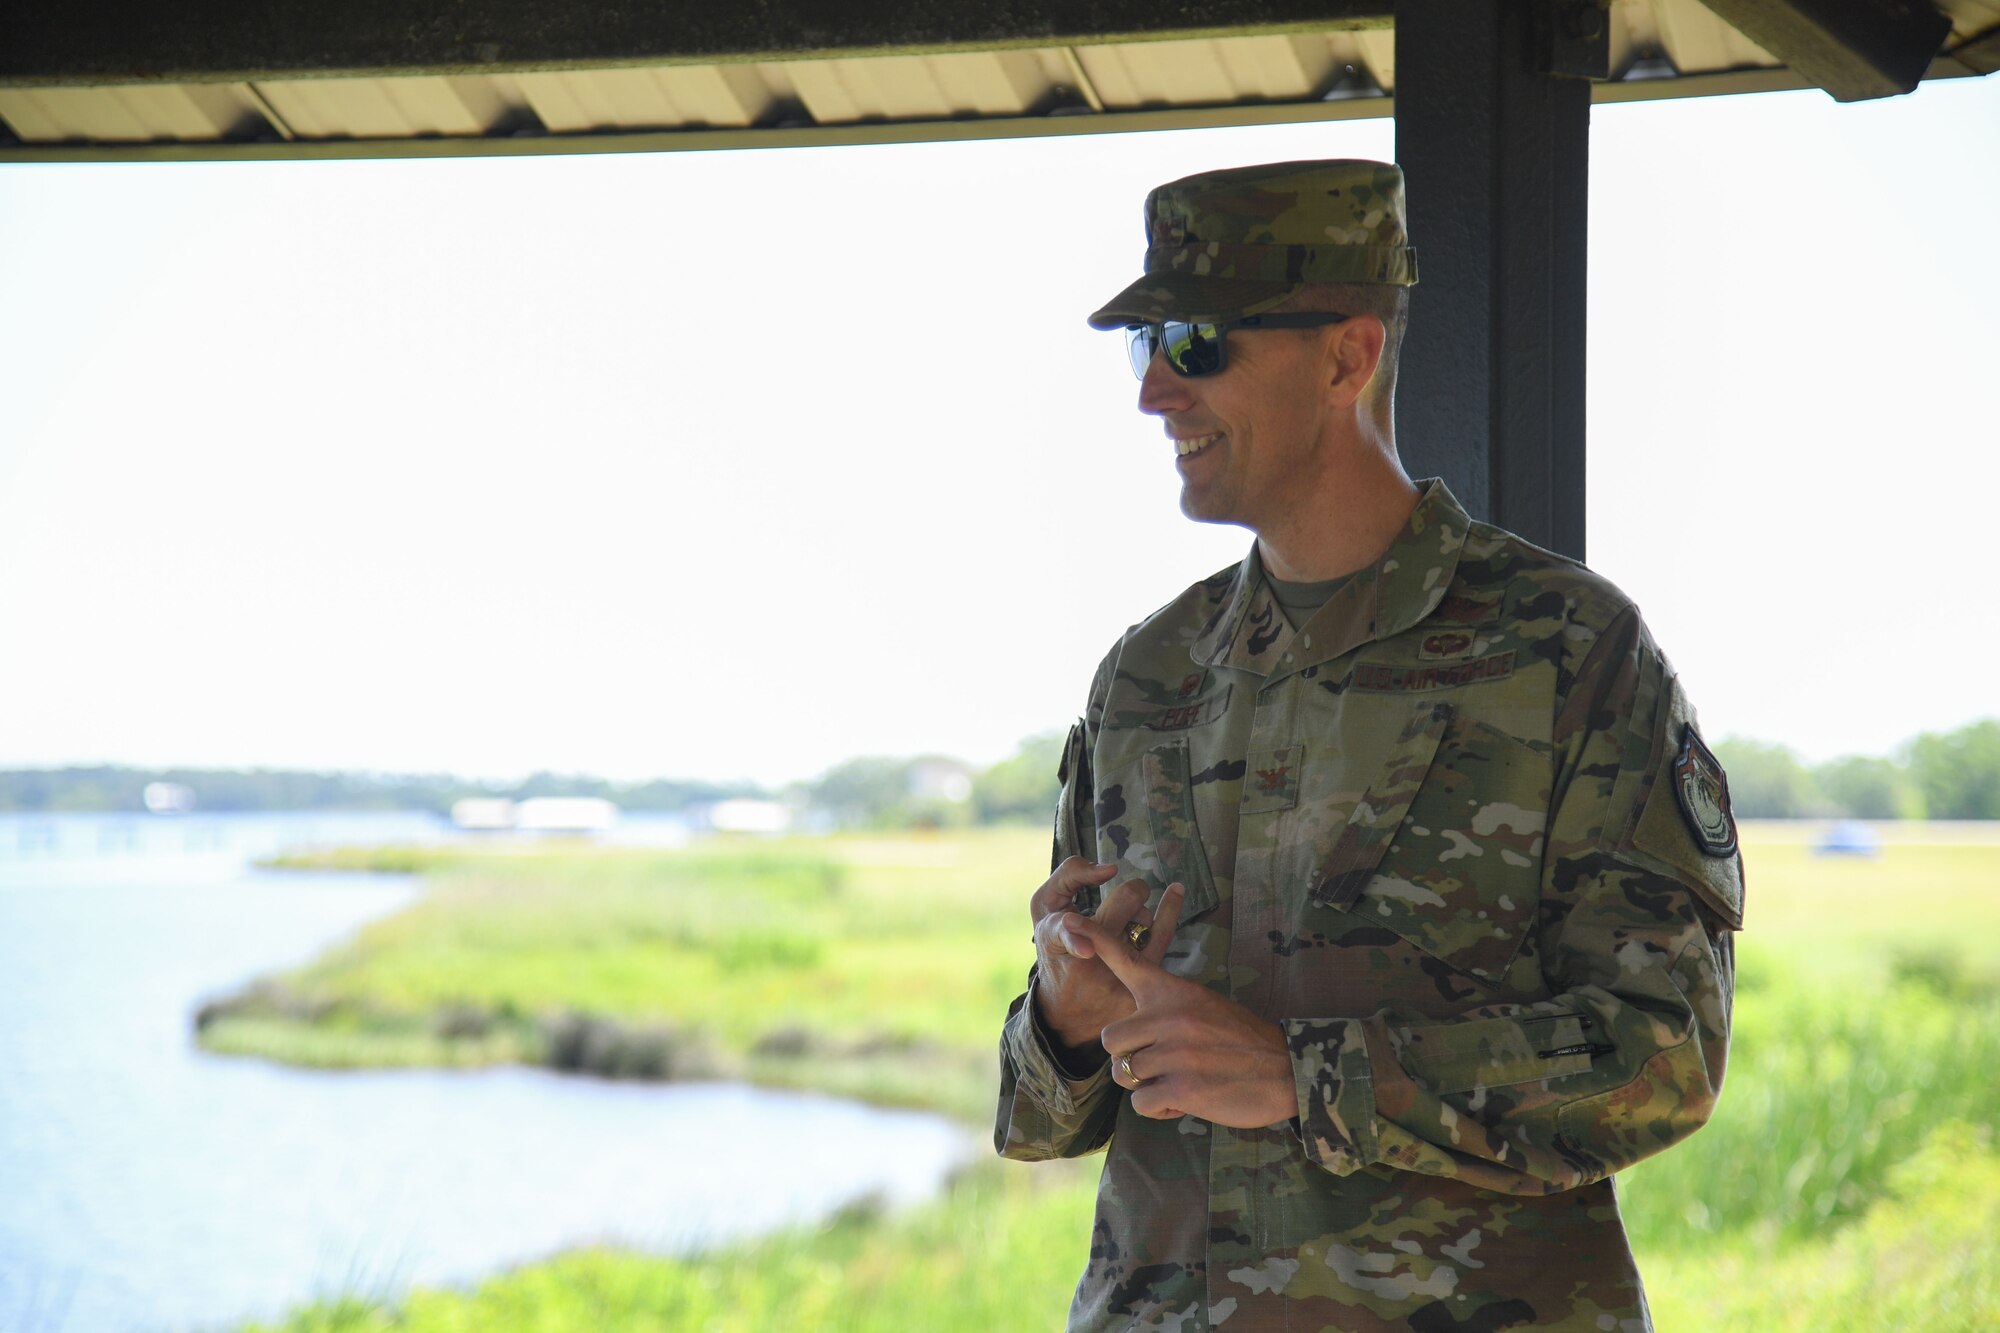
996, 480, 1742, 1331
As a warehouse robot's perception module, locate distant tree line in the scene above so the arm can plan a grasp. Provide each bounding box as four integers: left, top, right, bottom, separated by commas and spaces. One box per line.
793, 720, 2000, 827
0, 738, 1074, 828
10, 719, 1993, 823
1715, 719, 2000, 820
802, 731, 1066, 830
0, 766, 764, 815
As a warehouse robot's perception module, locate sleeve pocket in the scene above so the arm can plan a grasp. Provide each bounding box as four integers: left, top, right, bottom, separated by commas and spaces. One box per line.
1398, 1012, 1596, 1095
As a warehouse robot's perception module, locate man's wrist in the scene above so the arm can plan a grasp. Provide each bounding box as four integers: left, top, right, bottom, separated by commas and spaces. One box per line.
1030, 980, 1109, 1078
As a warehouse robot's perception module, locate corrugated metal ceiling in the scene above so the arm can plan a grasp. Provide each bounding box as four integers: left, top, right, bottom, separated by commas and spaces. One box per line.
1, 0, 1993, 158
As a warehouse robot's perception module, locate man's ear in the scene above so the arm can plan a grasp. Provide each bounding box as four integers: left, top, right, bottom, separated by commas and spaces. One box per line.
1322, 316, 1386, 410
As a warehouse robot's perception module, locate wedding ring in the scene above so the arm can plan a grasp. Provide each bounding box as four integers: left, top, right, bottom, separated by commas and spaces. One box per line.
1116, 1054, 1136, 1085
1125, 920, 1152, 950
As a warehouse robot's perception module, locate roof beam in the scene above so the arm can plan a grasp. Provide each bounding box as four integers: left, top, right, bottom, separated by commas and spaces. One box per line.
1693, 0, 1953, 99
1950, 23, 2000, 74
0, 1, 1391, 87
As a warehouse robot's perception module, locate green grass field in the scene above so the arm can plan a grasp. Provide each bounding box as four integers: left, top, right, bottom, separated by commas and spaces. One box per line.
230, 823, 2000, 1331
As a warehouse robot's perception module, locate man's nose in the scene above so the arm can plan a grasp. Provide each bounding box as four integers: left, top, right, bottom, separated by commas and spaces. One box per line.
1137, 351, 1193, 416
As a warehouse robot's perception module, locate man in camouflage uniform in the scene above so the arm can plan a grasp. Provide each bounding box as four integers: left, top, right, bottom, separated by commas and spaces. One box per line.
995, 160, 1743, 1331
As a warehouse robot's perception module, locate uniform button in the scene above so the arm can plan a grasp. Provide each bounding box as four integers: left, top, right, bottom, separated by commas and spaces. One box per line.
1301, 635, 1312, 648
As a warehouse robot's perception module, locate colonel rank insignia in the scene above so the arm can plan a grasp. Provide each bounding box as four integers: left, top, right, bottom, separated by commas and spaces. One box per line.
1673, 724, 1738, 857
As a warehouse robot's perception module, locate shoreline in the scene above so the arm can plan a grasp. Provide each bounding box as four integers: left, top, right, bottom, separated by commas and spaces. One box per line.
191, 831, 1046, 1127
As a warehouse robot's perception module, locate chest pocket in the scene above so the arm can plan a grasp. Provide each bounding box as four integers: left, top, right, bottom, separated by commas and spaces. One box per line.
1311, 703, 1547, 985
1089, 736, 1222, 922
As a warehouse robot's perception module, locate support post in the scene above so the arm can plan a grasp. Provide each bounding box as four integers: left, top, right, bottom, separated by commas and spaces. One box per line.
1394, 0, 1591, 560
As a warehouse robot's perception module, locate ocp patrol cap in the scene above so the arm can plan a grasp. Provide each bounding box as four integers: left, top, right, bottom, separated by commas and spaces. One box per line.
1087, 159, 1419, 330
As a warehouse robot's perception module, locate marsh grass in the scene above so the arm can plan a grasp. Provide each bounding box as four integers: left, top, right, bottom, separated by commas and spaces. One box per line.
1618, 952, 2000, 1249
234, 824, 2000, 1330
244, 1159, 1102, 1333
209, 830, 1048, 1120
1640, 1119, 2000, 1332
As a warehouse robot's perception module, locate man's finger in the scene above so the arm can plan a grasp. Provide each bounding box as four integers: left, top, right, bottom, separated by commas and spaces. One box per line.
1052, 910, 1105, 959
1065, 858, 1121, 891
1129, 1080, 1187, 1121
1035, 909, 1070, 957
1090, 876, 1151, 926
1031, 859, 1118, 925
1085, 918, 1176, 1003
1055, 909, 1145, 962
1059, 883, 1186, 974
1141, 882, 1187, 964
1042, 906, 1107, 959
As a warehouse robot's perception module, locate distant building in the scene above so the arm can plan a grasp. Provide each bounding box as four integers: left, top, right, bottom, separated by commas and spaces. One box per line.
450, 796, 619, 834
907, 757, 974, 804
450, 798, 516, 831
514, 797, 618, 833
143, 782, 196, 814
704, 798, 793, 836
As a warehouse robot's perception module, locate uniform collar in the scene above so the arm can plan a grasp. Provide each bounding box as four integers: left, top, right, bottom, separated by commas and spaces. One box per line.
1189, 479, 1471, 677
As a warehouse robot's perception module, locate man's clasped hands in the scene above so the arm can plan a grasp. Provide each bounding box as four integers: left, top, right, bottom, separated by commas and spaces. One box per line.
1029, 856, 1297, 1129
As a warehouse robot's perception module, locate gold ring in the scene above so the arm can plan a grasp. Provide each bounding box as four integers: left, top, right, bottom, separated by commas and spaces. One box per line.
1116, 1054, 1136, 1085
1125, 921, 1152, 950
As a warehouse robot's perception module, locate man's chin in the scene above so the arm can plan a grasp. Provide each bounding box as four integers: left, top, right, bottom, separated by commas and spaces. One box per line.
1177, 491, 1244, 528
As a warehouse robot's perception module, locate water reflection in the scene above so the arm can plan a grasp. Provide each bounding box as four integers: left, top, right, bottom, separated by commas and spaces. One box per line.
0, 814, 971, 1333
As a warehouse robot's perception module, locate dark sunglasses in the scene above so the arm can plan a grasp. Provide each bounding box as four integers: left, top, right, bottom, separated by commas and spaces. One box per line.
1125, 311, 1351, 379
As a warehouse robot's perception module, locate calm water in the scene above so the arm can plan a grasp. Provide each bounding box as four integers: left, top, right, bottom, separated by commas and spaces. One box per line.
0, 813, 973, 1333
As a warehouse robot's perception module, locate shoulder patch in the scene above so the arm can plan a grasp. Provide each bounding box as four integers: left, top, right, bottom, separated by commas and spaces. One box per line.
1671, 725, 1737, 858
1619, 679, 1745, 930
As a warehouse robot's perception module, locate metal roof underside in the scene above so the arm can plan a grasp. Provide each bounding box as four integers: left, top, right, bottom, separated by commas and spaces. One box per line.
2, 0, 1994, 162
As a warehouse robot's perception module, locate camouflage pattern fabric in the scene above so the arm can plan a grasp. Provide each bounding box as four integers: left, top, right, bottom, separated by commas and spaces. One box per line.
1088, 159, 1418, 331
996, 480, 1742, 1332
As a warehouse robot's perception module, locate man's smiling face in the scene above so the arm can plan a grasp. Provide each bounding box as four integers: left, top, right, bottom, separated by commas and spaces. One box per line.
1138, 322, 1333, 534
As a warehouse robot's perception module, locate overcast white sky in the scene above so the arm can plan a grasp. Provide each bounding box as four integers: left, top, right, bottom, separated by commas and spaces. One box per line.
2, 76, 1995, 786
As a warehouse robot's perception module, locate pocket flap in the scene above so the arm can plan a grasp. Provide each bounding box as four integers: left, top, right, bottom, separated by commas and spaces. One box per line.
1310, 702, 1453, 910
1138, 740, 1221, 921
1320, 711, 1547, 984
